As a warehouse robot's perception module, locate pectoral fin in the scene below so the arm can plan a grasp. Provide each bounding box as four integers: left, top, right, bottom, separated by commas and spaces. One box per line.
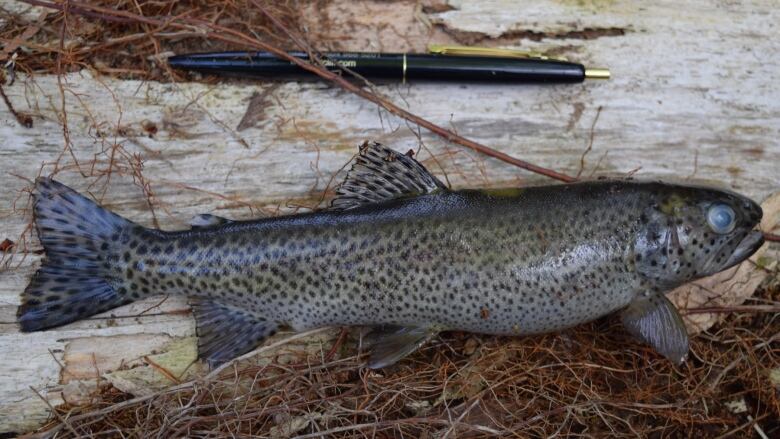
363, 325, 438, 369
190, 299, 278, 367
620, 294, 689, 364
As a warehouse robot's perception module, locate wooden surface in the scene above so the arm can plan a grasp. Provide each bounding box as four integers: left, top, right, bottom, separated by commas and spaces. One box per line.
1, 0, 779, 433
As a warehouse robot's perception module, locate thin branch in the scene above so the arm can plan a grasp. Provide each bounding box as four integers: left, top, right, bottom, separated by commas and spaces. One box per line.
684, 305, 780, 315
0, 81, 33, 127
576, 106, 602, 179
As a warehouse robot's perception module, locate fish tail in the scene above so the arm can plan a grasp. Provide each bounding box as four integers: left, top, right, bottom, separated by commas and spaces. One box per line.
18, 178, 140, 332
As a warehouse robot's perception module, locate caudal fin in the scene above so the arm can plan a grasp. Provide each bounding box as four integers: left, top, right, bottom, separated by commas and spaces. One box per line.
18, 178, 139, 332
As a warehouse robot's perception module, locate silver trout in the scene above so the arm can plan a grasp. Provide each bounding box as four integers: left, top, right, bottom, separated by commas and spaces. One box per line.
19, 142, 764, 367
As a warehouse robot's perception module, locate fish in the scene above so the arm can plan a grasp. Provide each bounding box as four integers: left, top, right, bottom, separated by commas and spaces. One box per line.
18, 142, 765, 368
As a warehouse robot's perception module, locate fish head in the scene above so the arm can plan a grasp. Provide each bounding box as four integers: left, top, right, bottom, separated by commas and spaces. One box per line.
634, 184, 763, 288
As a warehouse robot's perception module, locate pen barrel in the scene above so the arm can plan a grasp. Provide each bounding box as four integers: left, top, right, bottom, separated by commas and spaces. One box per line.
167, 52, 586, 83
168, 52, 403, 80
406, 56, 585, 83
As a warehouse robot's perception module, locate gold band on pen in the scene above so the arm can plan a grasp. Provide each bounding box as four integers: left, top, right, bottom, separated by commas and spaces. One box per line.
402, 53, 407, 84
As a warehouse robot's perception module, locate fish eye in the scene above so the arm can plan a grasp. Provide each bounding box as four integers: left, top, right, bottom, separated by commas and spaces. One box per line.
707, 204, 736, 234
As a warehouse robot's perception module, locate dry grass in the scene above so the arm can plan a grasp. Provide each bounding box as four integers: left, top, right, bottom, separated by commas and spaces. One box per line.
1, 0, 303, 81
2, 1, 779, 437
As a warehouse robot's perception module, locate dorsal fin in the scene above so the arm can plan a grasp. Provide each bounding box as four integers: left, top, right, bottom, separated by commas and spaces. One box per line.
330, 141, 447, 211
190, 213, 232, 229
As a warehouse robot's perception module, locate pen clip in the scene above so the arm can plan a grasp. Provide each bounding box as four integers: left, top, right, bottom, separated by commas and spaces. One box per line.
427, 44, 567, 61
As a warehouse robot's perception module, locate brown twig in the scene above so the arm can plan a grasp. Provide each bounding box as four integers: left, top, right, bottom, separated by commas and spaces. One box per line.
324, 327, 350, 362
28, 386, 83, 437
143, 355, 182, 384
684, 304, 780, 315
576, 106, 602, 179
0, 82, 33, 127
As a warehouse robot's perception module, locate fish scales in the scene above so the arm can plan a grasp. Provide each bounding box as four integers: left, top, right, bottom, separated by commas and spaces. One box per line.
126, 186, 641, 335
18, 142, 765, 367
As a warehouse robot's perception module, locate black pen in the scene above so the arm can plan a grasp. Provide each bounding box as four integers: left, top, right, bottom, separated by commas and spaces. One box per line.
168, 45, 610, 84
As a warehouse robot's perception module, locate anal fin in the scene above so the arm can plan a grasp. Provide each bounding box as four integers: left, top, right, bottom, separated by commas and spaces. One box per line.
364, 325, 438, 369
620, 293, 689, 364
191, 299, 278, 367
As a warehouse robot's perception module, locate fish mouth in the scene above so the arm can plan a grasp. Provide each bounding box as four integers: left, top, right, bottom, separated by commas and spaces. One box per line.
718, 230, 765, 272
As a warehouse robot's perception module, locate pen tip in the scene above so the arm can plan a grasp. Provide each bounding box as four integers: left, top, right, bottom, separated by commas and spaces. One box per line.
585, 68, 610, 80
